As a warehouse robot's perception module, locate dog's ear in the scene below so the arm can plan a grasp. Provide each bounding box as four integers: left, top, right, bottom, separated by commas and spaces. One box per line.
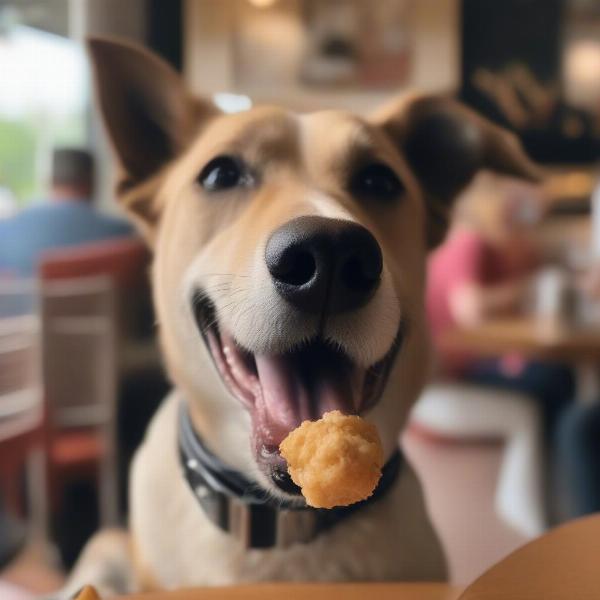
372, 94, 542, 248
87, 37, 219, 240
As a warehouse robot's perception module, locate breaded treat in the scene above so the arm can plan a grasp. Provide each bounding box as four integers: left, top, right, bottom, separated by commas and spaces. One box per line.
74, 587, 102, 600
279, 410, 384, 509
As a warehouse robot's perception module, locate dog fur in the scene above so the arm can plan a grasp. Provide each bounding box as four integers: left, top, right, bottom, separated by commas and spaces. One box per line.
54, 37, 539, 597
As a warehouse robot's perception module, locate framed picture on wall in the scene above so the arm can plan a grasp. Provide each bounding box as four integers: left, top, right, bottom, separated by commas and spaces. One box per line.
232, 0, 414, 91
300, 0, 413, 88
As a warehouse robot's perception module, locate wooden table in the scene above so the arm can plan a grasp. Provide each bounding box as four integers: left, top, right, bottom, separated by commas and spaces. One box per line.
75, 515, 600, 600
77, 583, 461, 600
459, 513, 600, 599
441, 317, 600, 363
441, 317, 600, 402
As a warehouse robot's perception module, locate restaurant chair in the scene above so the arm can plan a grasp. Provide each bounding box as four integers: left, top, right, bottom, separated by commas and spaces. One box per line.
39, 238, 164, 519
0, 277, 39, 319
41, 276, 119, 530
410, 382, 545, 537
0, 294, 46, 564
39, 238, 153, 356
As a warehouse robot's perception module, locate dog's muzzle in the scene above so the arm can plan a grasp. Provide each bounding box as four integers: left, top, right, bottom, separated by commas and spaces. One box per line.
192, 216, 403, 496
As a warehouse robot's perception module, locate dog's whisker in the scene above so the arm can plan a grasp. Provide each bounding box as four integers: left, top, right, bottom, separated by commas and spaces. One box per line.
230, 303, 257, 333
201, 273, 251, 279
203, 285, 234, 295
200, 283, 252, 297
202, 296, 250, 331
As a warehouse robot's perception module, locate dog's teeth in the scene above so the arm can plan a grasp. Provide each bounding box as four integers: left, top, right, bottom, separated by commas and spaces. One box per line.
249, 376, 261, 395
223, 348, 233, 363
223, 347, 240, 373
221, 341, 255, 396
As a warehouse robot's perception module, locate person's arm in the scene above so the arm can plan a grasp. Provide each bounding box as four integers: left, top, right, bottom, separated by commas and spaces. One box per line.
449, 277, 530, 328
443, 231, 531, 328
579, 264, 600, 301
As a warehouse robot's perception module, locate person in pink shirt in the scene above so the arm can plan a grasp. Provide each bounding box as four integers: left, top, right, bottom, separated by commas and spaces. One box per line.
427, 172, 573, 445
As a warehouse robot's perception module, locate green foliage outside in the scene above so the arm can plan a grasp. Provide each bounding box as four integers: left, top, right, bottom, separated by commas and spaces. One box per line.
0, 113, 86, 206
0, 119, 36, 204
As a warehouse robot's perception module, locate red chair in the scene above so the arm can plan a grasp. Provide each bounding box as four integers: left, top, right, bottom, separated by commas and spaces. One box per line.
39, 238, 151, 340
38, 238, 152, 529
39, 238, 149, 287
40, 275, 118, 528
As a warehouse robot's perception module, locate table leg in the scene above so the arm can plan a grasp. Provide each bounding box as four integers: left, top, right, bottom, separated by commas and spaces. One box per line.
0, 505, 25, 569
574, 363, 600, 405
26, 446, 48, 541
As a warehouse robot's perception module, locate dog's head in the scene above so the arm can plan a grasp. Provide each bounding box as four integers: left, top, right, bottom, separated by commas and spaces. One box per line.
89, 38, 539, 498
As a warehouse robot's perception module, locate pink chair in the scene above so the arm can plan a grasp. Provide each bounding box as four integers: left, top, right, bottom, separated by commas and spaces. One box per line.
410, 382, 545, 537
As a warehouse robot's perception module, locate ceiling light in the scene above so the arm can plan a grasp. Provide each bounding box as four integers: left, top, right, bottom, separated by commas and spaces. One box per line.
248, 0, 278, 8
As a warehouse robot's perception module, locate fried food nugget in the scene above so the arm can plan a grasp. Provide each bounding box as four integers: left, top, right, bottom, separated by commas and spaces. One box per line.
279, 410, 384, 509
73, 587, 102, 600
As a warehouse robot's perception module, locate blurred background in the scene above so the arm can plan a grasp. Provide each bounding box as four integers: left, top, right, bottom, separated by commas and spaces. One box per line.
1, 0, 600, 596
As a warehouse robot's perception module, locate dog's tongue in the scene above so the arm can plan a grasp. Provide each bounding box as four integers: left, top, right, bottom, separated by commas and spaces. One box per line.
253, 345, 362, 450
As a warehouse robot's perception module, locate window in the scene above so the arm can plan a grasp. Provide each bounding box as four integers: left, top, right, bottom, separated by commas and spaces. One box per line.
0, 1, 88, 206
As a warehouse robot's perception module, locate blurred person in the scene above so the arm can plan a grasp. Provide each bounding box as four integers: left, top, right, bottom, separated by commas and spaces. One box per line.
555, 269, 600, 519
0, 148, 133, 276
556, 403, 600, 518
427, 172, 574, 441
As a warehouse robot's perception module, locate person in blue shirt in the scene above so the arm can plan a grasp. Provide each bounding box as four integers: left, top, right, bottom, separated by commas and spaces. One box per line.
0, 148, 133, 276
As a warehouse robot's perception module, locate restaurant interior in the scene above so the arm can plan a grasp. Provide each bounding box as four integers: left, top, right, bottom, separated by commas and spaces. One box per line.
1, 0, 600, 597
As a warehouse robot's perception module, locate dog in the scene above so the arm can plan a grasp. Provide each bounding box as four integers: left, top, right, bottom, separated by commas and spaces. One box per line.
56, 37, 539, 597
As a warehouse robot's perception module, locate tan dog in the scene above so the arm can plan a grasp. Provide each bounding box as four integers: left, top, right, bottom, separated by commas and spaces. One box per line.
56, 37, 539, 597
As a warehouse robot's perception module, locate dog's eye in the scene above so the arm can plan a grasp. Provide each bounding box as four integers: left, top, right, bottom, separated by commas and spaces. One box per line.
198, 156, 248, 192
350, 163, 404, 201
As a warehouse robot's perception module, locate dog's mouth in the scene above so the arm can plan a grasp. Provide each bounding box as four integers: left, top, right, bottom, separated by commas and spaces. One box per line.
193, 293, 402, 494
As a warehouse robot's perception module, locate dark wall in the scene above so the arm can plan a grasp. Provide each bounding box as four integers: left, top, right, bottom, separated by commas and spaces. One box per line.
146, 0, 183, 71
462, 0, 562, 98
461, 0, 599, 164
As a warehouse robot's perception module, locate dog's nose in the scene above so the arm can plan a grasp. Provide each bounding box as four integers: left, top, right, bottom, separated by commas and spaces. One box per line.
265, 216, 383, 314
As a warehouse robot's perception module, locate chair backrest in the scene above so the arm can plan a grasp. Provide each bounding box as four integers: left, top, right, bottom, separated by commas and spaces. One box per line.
39, 238, 147, 286
0, 277, 38, 319
39, 238, 152, 339
41, 276, 117, 429
0, 314, 42, 420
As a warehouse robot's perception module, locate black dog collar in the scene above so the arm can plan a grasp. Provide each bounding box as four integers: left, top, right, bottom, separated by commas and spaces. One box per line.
178, 402, 402, 549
